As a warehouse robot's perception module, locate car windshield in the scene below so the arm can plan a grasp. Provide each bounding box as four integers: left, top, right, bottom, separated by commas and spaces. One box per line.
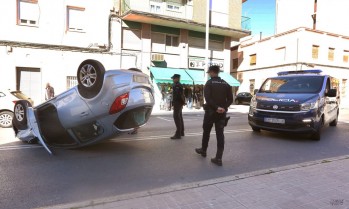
11, 91, 30, 100
260, 76, 325, 94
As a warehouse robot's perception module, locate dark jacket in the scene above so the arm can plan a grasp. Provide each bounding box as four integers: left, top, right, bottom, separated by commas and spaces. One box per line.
172, 82, 184, 106
204, 77, 233, 111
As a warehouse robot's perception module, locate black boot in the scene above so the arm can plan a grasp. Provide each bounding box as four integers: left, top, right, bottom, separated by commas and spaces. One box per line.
211, 149, 224, 166
211, 158, 223, 166
195, 148, 207, 157
171, 135, 181, 140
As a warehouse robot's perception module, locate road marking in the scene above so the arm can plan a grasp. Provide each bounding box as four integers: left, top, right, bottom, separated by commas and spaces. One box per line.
0, 129, 253, 151
112, 129, 252, 142
157, 117, 173, 122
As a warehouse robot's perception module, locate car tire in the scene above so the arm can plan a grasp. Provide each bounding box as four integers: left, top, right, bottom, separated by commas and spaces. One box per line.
77, 59, 105, 99
329, 111, 339, 127
0, 111, 14, 128
236, 99, 240, 105
13, 100, 31, 130
251, 126, 261, 132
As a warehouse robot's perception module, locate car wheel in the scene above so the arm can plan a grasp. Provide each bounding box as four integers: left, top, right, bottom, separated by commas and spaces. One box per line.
77, 59, 105, 99
0, 111, 14, 128
329, 111, 339, 127
251, 126, 261, 132
235, 99, 240, 105
13, 100, 31, 130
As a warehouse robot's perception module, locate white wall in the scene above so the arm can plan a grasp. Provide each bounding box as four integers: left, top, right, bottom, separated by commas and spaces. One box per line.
276, 0, 314, 34
276, 0, 349, 36
0, 0, 113, 47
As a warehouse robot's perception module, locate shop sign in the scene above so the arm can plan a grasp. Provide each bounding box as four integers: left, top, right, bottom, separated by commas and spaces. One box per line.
189, 58, 224, 70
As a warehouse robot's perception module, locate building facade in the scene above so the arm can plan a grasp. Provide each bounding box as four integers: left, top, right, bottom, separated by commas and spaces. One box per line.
0, 0, 121, 105
0, 0, 250, 106
276, 0, 349, 36
232, 28, 349, 105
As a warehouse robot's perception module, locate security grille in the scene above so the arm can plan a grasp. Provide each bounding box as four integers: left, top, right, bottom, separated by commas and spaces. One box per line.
66, 76, 78, 89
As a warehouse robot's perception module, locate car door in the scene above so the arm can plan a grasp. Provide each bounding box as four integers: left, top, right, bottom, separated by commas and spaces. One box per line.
245, 93, 253, 103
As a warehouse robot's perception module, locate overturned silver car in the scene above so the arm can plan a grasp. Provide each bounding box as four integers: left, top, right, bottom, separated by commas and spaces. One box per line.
13, 60, 154, 154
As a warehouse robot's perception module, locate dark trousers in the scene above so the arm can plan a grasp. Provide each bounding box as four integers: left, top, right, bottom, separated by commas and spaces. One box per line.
173, 104, 184, 136
202, 110, 226, 159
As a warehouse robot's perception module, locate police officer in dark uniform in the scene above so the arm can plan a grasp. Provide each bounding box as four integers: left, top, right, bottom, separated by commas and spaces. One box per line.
171, 74, 185, 139
195, 66, 233, 166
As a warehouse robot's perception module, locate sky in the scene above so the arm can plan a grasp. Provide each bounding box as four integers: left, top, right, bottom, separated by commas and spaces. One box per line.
242, 0, 276, 37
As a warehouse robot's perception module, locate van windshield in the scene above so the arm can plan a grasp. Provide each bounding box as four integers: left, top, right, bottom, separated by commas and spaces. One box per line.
260, 76, 325, 94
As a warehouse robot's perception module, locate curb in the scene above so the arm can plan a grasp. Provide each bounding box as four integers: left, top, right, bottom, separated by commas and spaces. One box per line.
40, 154, 349, 209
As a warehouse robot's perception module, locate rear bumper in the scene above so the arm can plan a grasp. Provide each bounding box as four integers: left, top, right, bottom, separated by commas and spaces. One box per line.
248, 108, 320, 134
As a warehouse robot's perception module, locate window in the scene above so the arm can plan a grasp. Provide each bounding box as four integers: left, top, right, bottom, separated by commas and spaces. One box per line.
150, 2, 162, 13
343, 50, 349, 63
67, 6, 85, 32
123, 29, 142, 50
232, 58, 238, 69
17, 0, 39, 26
167, 4, 180, 12
328, 48, 335, 61
312, 45, 319, 59
275, 47, 286, 62
250, 54, 256, 66
165, 35, 179, 47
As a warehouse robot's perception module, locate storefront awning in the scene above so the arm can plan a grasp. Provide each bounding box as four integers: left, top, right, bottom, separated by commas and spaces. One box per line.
219, 72, 241, 87
185, 69, 206, 85
150, 67, 193, 85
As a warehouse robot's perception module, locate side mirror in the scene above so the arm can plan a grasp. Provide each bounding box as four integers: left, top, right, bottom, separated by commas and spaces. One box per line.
254, 89, 259, 95
326, 89, 337, 97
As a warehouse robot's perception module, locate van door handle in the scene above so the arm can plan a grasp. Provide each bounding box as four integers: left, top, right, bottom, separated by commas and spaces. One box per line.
81, 112, 89, 117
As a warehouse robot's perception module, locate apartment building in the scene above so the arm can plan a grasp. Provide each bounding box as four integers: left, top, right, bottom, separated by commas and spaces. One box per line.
232, 28, 349, 105
0, 0, 119, 104
0, 0, 250, 105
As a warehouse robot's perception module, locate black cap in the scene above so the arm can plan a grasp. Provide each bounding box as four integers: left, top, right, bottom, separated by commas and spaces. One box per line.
171, 74, 181, 79
206, 65, 220, 73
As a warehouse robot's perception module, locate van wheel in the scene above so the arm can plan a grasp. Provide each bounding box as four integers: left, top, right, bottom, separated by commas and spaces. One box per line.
77, 59, 105, 99
13, 100, 31, 130
329, 111, 339, 127
311, 117, 324, 141
251, 126, 261, 132
311, 131, 321, 141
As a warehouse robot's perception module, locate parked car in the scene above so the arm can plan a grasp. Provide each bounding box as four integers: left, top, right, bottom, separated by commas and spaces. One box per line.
248, 70, 339, 141
235, 92, 253, 105
13, 59, 155, 154
0, 90, 33, 128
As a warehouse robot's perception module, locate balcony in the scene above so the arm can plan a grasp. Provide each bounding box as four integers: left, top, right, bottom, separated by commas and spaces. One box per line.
241, 16, 251, 31
121, 0, 193, 20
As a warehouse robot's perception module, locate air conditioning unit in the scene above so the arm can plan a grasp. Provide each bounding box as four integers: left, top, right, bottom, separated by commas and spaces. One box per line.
151, 54, 165, 62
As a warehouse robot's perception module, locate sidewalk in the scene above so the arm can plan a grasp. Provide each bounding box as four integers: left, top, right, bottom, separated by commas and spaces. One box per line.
151, 105, 250, 116
44, 155, 349, 209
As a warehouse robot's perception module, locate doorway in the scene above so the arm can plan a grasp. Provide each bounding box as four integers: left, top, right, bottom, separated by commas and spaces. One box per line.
16, 67, 42, 105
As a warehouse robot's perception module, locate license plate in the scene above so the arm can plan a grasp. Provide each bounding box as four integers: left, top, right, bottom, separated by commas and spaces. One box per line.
264, 118, 285, 124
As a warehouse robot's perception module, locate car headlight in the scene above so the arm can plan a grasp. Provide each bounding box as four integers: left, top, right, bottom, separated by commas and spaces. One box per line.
250, 96, 258, 109
300, 100, 319, 111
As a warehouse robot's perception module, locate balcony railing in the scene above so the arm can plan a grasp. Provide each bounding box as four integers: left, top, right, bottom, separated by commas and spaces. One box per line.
241, 16, 251, 31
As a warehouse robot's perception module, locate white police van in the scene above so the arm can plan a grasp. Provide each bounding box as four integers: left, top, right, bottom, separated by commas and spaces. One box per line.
248, 70, 339, 140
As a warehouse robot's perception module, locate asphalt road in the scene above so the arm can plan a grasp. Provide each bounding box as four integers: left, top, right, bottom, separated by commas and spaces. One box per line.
1, 106, 349, 209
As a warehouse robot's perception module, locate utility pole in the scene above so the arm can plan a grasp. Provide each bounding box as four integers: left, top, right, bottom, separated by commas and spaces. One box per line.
204, 0, 211, 81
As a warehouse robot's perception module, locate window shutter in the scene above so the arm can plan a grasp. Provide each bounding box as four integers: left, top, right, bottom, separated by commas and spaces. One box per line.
68, 9, 85, 31
312, 45, 319, 59
19, 1, 39, 22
